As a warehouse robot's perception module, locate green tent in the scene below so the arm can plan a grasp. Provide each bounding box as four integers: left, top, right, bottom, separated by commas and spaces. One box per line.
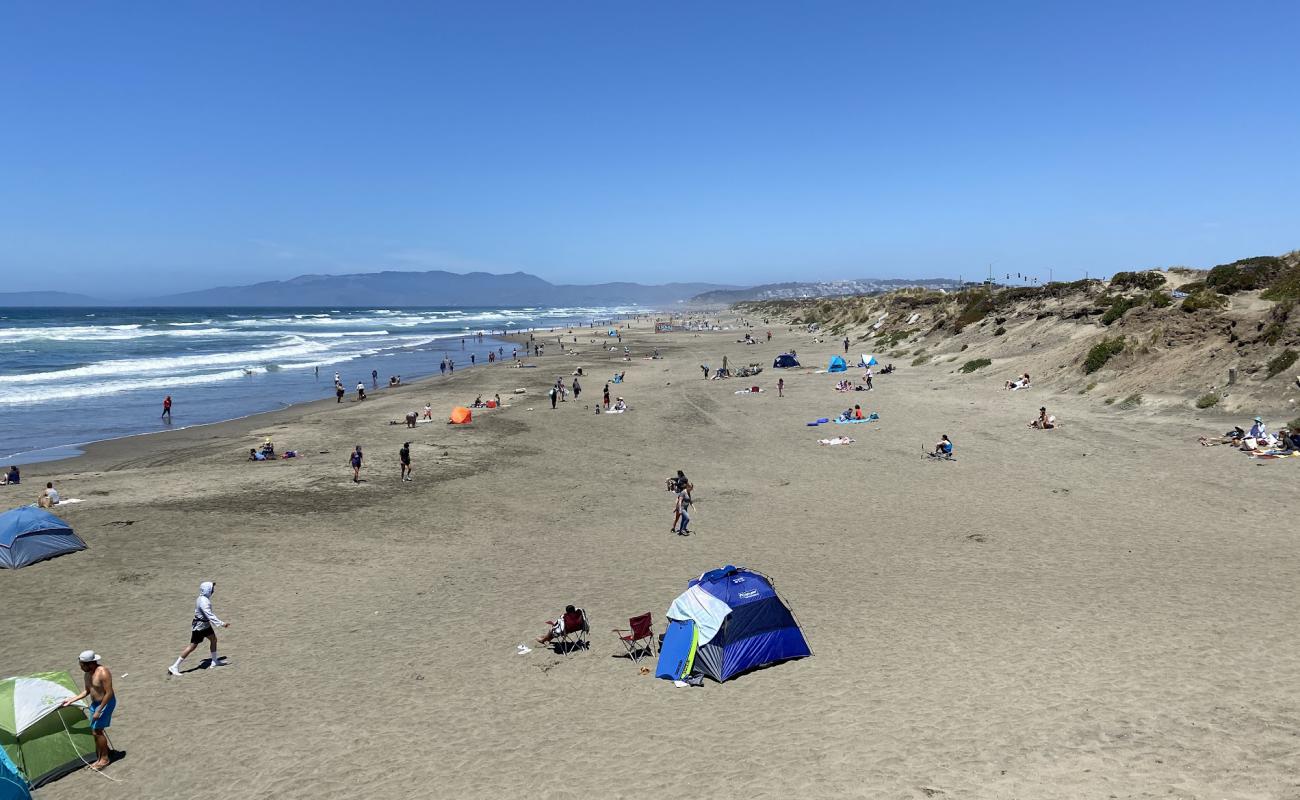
0, 672, 95, 789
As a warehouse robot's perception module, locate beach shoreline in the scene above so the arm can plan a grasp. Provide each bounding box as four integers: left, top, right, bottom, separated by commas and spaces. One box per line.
7, 316, 1298, 800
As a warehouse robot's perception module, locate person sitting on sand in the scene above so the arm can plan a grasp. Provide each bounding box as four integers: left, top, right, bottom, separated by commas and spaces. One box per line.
537, 605, 585, 645
1249, 416, 1267, 440
37, 481, 60, 507
853, 404, 864, 420
1004, 373, 1030, 390
249, 448, 266, 461
611, 397, 628, 412
2, 465, 17, 485
933, 435, 954, 457
1029, 407, 1056, 429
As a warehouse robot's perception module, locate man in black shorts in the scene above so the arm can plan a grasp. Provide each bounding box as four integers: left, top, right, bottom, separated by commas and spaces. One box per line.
400, 441, 412, 482
168, 581, 230, 676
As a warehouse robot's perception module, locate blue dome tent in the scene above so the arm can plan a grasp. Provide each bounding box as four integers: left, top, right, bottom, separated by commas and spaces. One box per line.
772, 353, 800, 369
827, 355, 848, 372
0, 508, 86, 569
656, 565, 812, 683
858, 353, 878, 368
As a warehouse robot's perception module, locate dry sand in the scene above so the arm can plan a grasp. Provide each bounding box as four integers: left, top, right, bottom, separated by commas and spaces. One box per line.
4, 321, 1299, 799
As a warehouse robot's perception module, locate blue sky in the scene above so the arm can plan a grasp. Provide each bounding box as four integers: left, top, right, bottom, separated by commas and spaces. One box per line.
2, 1, 1297, 296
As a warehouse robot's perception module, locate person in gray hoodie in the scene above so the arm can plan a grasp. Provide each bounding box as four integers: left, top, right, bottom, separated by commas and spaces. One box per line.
168, 581, 231, 676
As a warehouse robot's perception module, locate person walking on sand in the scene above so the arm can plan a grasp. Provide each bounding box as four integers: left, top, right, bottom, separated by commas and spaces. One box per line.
672, 486, 692, 536
572, 376, 581, 400
350, 446, 363, 482
162, 395, 172, 420
440, 359, 447, 375
843, 336, 849, 354
549, 384, 558, 409
335, 382, 345, 403
62, 651, 115, 770
168, 581, 230, 676
603, 383, 611, 409
778, 377, 784, 397
400, 441, 412, 482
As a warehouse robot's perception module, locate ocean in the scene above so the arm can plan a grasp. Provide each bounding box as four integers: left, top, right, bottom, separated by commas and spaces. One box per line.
0, 305, 636, 462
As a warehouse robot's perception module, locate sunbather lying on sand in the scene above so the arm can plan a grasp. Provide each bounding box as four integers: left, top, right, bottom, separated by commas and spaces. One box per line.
1004, 373, 1030, 390
1199, 426, 1245, 446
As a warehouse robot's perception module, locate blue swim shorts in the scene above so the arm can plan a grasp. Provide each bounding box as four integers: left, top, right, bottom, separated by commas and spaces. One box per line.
88, 697, 116, 730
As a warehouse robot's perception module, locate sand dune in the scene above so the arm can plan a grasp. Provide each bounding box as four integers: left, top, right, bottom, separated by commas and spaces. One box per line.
4, 321, 1298, 799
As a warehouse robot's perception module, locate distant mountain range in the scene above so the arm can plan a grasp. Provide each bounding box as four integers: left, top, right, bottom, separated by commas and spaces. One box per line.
0, 271, 736, 308
689, 278, 964, 304
1, 270, 967, 308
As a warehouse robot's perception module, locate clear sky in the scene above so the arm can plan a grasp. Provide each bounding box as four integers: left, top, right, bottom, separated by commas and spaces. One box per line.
2, 1, 1298, 297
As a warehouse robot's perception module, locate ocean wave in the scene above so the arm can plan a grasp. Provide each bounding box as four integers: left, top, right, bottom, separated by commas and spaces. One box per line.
0, 368, 265, 405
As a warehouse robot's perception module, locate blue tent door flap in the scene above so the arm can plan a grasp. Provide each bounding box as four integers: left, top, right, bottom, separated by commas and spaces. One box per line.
655, 619, 697, 680
827, 355, 847, 372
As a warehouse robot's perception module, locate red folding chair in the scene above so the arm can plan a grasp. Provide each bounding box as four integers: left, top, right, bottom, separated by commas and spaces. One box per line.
612, 612, 656, 664
547, 608, 590, 654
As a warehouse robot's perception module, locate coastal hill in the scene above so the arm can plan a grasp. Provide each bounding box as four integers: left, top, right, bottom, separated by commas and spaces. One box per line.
692, 278, 963, 304
146, 270, 735, 307
736, 250, 1300, 417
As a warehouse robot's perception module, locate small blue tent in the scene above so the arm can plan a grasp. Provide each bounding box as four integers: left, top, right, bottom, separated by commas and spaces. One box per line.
656, 565, 812, 683
773, 354, 800, 369
827, 355, 848, 373
859, 353, 878, 368
0, 508, 86, 569
0, 746, 31, 800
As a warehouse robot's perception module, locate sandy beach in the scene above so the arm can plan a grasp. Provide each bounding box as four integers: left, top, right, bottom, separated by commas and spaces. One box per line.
4, 320, 1298, 800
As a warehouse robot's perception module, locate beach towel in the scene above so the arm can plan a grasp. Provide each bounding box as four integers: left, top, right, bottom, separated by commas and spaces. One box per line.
833, 413, 879, 424
818, 437, 855, 445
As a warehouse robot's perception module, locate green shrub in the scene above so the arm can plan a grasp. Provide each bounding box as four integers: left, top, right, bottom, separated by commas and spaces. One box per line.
1111, 271, 1167, 290
1101, 297, 1139, 325
1148, 291, 1173, 308
960, 358, 992, 373
1195, 393, 1220, 409
993, 326, 1006, 336
1261, 262, 1300, 300
1181, 289, 1227, 313
1083, 337, 1125, 374
874, 328, 917, 348
1103, 397, 1116, 405
1206, 256, 1286, 294
1118, 393, 1143, 409
1266, 349, 1298, 378
953, 291, 996, 332
1176, 281, 1206, 293
911, 354, 931, 366
960, 343, 969, 351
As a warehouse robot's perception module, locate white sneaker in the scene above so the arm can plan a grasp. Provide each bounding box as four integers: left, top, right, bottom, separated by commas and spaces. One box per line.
206, 659, 221, 669
167, 666, 182, 677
